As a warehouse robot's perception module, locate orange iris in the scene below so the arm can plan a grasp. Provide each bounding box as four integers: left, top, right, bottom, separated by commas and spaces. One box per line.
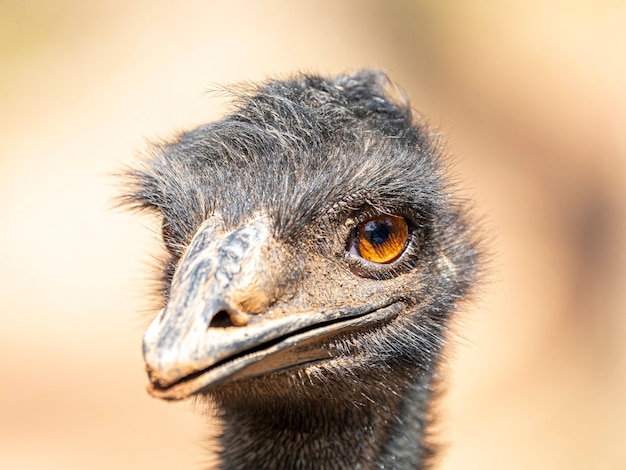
357, 215, 409, 264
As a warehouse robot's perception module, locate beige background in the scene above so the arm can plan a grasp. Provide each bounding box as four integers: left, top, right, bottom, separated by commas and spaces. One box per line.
1, 1, 625, 469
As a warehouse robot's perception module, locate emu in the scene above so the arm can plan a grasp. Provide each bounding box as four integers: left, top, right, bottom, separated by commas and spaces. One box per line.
122, 70, 479, 469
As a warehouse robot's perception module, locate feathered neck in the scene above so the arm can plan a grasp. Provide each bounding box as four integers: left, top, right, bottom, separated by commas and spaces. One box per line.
210, 364, 436, 469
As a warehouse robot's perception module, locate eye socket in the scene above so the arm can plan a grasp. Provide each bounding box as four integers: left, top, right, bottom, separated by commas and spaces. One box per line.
351, 214, 409, 264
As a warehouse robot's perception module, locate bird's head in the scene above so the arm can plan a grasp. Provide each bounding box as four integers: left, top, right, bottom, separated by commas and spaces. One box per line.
121, 70, 478, 406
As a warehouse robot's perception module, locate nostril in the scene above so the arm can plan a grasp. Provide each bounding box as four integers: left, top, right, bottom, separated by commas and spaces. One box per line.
208, 305, 251, 329
209, 311, 235, 328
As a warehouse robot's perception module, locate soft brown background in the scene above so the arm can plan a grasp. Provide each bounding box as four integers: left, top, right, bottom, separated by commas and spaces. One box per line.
1, 1, 624, 469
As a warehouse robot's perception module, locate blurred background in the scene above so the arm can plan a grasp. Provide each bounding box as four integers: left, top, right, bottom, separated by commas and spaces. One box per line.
1, 1, 624, 469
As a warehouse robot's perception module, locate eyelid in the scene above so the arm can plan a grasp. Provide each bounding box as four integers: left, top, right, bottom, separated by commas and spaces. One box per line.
346, 234, 417, 280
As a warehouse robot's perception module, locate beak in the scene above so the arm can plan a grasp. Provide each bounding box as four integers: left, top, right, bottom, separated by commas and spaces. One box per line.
143, 216, 402, 401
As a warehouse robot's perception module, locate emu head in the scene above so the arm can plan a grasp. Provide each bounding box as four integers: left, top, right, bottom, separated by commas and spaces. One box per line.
122, 70, 478, 407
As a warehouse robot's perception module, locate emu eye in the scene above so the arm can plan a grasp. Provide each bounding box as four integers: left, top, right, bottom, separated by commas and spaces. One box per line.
351, 215, 409, 264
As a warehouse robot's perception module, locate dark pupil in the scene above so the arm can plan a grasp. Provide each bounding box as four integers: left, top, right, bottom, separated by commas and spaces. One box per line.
365, 221, 391, 245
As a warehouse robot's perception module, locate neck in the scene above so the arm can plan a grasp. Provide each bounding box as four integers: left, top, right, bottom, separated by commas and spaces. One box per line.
210, 366, 435, 470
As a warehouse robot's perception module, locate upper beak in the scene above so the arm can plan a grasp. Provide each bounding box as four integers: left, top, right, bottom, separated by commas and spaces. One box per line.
143, 216, 402, 401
